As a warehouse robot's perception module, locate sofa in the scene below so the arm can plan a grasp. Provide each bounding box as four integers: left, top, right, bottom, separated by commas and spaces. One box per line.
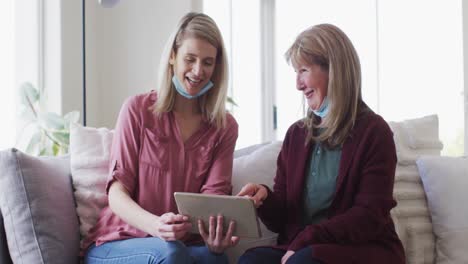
0, 115, 467, 264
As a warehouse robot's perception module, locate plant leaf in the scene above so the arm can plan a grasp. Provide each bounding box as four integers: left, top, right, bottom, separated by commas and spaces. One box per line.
16, 83, 79, 156
52, 143, 60, 156
227, 96, 238, 107
58, 145, 68, 155
39, 112, 66, 130
39, 148, 48, 156
19, 82, 40, 106
19, 108, 37, 123
49, 130, 69, 146
25, 131, 42, 155
64, 111, 80, 123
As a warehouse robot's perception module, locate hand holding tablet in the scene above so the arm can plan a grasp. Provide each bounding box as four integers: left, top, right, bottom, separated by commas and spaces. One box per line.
236, 183, 269, 208
174, 192, 262, 238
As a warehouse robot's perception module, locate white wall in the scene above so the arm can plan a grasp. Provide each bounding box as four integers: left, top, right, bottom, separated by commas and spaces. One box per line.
61, 0, 193, 128
85, 0, 192, 128
61, 0, 82, 118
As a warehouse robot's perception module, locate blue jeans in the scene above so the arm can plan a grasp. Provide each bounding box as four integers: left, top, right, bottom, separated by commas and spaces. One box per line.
238, 247, 322, 264
85, 237, 228, 264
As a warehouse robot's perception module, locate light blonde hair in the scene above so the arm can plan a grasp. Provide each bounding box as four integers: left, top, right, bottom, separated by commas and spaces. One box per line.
285, 23, 368, 148
153, 12, 229, 128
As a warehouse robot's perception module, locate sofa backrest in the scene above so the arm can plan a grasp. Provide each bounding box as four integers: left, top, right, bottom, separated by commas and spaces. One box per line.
389, 115, 442, 264
0, 115, 441, 264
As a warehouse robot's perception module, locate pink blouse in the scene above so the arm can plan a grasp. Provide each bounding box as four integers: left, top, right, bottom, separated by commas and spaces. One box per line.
84, 91, 238, 249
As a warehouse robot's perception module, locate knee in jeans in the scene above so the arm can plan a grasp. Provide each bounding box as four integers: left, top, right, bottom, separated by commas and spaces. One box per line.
189, 246, 228, 264
238, 251, 257, 264
204, 252, 228, 264
159, 241, 191, 264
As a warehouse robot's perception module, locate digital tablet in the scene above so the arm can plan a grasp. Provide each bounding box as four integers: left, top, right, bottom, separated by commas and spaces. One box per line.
174, 192, 262, 238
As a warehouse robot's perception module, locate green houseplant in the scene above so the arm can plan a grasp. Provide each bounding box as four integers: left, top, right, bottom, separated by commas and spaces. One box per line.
17, 82, 80, 156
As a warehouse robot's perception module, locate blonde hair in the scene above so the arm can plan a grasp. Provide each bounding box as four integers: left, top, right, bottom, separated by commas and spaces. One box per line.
285, 23, 367, 148
153, 12, 229, 128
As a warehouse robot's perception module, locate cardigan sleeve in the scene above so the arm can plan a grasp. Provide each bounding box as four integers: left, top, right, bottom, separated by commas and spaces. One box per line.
256, 124, 293, 233
289, 117, 398, 251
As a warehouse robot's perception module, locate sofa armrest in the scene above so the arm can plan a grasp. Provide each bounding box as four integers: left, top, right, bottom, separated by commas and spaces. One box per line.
392, 180, 436, 264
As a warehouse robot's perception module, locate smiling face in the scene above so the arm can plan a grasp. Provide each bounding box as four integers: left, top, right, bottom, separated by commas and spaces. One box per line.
293, 61, 329, 110
170, 37, 217, 97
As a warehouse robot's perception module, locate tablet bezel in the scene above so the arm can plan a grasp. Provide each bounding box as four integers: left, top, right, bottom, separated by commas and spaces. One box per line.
174, 192, 262, 238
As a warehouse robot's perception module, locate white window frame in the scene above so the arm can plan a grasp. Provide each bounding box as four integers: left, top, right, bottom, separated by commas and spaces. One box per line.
463, 0, 468, 155
260, 0, 277, 142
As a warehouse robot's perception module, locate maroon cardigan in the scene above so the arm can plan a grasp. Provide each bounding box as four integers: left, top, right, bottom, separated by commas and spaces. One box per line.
258, 111, 405, 264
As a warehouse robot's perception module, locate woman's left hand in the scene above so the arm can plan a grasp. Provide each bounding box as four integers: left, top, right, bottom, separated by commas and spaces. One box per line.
198, 215, 240, 254
281, 250, 295, 264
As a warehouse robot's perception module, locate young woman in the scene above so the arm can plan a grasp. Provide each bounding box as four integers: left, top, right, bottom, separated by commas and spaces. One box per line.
84, 12, 239, 264
238, 24, 405, 264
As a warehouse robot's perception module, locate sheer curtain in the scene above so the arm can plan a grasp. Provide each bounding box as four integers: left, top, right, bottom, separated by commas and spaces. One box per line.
275, 0, 463, 156
0, 0, 16, 150
1, 0, 41, 151
205, 0, 263, 149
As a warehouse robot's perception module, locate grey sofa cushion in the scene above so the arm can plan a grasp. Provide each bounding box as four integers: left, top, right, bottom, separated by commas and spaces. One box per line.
233, 142, 270, 158
0, 208, 12, 264
0, 149, 80, 264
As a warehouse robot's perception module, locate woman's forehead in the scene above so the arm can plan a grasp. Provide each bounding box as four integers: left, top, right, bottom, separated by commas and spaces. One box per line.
177, 37, 217, 58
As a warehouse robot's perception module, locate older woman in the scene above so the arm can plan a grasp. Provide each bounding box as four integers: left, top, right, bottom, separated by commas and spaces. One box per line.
238, 24, 405, 264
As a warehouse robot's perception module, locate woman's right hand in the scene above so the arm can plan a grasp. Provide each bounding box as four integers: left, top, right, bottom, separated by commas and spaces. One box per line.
237, 183, 268, 208
151, 212, 192, 241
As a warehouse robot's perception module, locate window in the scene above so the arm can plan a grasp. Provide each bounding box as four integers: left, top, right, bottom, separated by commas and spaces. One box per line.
204, 0, 464, 155
0, 0, 17, 150
205, 0, 262, 149
377, 0, 464, 156
275, 0, 377, 141
1, 1, 42, 150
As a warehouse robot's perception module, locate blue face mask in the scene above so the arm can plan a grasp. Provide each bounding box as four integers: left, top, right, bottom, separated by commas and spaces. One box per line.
172, 75, 214, 99
312, 97, 330, 118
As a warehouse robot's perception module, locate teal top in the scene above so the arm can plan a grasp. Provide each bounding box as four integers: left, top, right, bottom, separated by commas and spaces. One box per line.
302, 141, 342, 225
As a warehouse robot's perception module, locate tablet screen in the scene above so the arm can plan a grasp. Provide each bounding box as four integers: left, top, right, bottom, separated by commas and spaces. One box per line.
174, 192, 261, 238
